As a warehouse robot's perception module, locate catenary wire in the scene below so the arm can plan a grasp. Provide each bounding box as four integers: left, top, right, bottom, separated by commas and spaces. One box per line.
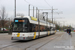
44, 0, 52, 8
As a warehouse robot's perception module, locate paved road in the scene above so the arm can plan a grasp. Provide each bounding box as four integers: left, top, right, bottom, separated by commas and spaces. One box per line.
0, 32, 75, 50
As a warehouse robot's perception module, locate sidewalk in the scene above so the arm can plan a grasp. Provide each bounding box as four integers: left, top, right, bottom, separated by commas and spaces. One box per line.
0, 33, 8, 35
39, 32, 74, 50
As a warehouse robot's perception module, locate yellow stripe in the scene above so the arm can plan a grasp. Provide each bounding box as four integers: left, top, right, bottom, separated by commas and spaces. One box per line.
33, 32, 36, 39
31, 16, 37, 21
55, 30, 56, 33
17, 33, 20, 37
48, 31, 50, 35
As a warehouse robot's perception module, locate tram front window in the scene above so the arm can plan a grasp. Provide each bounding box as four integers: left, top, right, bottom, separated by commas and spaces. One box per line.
13, 22, 29, 32
13, 22, 23, 32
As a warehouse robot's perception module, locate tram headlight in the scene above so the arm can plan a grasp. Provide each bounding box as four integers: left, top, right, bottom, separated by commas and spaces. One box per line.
23, 34, 25, 36
14, 34, 15, 36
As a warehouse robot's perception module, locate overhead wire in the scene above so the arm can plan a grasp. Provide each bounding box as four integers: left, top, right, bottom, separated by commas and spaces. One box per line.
24, 0, 52, 8
44, 0, 52, 8
24, 0, 36, 7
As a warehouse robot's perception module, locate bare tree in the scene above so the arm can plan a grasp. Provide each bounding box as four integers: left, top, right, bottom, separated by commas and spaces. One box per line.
0, 7, 8, 31
1, 7, 5, 31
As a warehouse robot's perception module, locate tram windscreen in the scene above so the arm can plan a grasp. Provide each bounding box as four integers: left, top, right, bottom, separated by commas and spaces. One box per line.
13, 22, 23, 32
13, 19, 29, 32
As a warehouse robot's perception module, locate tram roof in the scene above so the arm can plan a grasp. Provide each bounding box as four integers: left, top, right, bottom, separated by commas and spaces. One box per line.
15, 16, 55, 27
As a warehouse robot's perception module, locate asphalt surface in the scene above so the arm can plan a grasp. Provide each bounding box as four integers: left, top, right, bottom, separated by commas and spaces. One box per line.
0, 32, 75, 50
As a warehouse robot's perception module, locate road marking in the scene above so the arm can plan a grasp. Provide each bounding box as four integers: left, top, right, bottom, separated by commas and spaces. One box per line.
56, 33, 64, 40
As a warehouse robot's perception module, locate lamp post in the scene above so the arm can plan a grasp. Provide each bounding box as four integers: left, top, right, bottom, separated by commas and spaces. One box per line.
14, 0, 16, 18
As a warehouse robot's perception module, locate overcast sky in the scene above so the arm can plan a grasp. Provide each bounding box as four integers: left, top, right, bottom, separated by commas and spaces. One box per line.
0, 0, 75, 27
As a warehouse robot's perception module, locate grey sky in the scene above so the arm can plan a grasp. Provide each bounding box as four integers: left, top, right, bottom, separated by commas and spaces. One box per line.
0, 0, 75, 27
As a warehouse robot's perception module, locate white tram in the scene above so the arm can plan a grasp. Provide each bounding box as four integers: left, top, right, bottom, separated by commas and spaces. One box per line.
11, 16, 56, 40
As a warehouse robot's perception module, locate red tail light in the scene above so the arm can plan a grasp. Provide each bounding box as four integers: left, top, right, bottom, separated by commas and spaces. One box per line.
23, 37, 25, 39
12, 37, 13, 39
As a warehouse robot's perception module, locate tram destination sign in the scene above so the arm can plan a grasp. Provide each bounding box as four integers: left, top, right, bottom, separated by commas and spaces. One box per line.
15, 20, 24, 22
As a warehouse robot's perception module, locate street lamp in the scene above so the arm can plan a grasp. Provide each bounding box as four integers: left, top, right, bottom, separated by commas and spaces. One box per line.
14, 0, 16, 18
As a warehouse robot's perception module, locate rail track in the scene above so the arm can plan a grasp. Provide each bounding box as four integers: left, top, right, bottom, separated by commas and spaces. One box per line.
0, 33, 63, 50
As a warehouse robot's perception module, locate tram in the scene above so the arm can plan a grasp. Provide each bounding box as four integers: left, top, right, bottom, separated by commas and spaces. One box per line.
11, 16, 56, 40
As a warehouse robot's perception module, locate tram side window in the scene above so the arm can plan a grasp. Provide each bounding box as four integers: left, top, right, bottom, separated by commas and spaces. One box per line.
50, 27, 52, 31
23, 21, 30, 32
32, 24, 36, 32
43, 26, 47, 31
29, 24, 37, 32
51, 27, 55, 31
39, 25, 48, 31
29, 24, 45, 32
47, 26, 50, 31
29, 24, 50, 32
50, 27, 53, 31
29, 24, 32, 32
53, 28, 55, 31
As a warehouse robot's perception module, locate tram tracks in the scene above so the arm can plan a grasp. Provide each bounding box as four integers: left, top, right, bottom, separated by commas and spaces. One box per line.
25, 34, 62, 50
24, 35, 55, 50
0, 33, 63, 50
0, 34, 55, 50
36, 34, 62, 50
